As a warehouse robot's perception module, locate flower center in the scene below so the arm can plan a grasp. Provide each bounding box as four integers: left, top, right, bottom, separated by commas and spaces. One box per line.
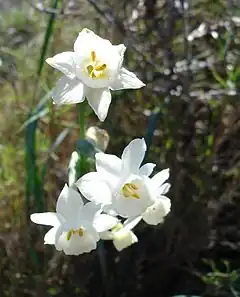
86, 50, 107, 79
66, 228, 84, 240
122, 183, 140, 199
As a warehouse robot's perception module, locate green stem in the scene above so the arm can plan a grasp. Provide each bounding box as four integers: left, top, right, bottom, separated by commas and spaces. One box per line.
97, 241, 110, 297
78, 102, 85, 139
77, 102, 87, 179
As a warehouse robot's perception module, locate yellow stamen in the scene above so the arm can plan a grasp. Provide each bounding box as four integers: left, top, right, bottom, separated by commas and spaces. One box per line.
95, 64, 107, 71
87, 65, 94, 76
86, 51, 107, 79
122, 183, 140, 199
67, 230, 73, 240
91, 51, 96, 62
66, 228, 84, 240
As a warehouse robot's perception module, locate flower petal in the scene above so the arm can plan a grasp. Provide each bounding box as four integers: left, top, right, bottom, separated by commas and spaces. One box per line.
74, 28, 111, 55
158, 183, 171, 195
75, 172, 112, 205
55, 231, 98, 255
52, 76, 85, 105
80, 202, 102, 228
30, 212, 60, 227
95, 152, 122, 190
56, 184, 84, 221
121, 138, 147, 175
113, 44, 126, 69
139, 163, 156, 177
151, 169, 170, 187
142, 197, 171, 225
110, 67, 145, 90
93, 214, 118, 233
114, 175, 154, 218
86, 88, 111, 122
44, 226, 59, 245
113, 228, 138, 251
123, 216, 142, 231
99, 231, 113, 240
46, 52, 76, 79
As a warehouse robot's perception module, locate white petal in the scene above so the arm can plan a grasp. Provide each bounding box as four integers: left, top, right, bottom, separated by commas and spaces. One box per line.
139, 163, 156, 177
103, 205, 118, 217
110, 67, 145, 90
114, 175, 154, 218
74, 28, 111, 55
123, 216, 142, 231
55, 231, 98, 255
113, 228, 138, 252
86, 88, 111, 122
142, 197, 171, 225
114, 44, 126, 56
52, 76, 85, 105
121, 138, 147, 175
99, 231, 113, 240
30, 212, 60, 227
56, 184, 84, 221
95, 152, 122, 190
76, 172, 112, 205
46, 52, 76, 79
80, 202, 102, 227
158, 183, 171, 195
44, 226, 59, 245
93, 214, 118, 233
113, 44, 126, 69
151, 168, 170, 187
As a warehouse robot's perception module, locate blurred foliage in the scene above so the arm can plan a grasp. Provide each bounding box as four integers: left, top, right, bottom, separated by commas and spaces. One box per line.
0, 0, 240, 296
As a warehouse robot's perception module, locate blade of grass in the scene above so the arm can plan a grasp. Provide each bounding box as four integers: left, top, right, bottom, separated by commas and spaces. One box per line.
144, 107, 161, 161
33, 0, 61, 103
77, 102, 89, 179
37, 0, 61, 77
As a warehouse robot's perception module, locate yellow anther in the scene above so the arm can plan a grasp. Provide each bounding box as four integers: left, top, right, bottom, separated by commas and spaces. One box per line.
122, 183, 140, 199
66, 228, 84, 240
87, 65, 94, 75
91, 51, 96, 62
95, 64, 107, 71
86, 51, 107, 79
78, 228, 84, 237
67, 230, 73, 241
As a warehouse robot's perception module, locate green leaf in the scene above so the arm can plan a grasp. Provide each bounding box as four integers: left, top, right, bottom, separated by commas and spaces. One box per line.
144, 107, 161, 161
37, 0, 60, 77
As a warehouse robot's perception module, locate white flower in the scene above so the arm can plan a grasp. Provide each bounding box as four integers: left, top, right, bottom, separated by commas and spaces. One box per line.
30, 184, 118, 255
100, 216, 141, 251
76, 138, 171, 225
46, 28, 145, 121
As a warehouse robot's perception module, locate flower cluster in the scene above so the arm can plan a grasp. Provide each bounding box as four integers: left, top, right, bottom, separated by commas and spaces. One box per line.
31, 138, 171, 254
30, 29, 171, 255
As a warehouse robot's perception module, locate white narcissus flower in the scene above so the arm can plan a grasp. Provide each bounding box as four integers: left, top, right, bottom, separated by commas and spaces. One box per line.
46, 28, 145, 122
30, 184, 118, 255
76, 138, 171, 225
100, 216, 141, 251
